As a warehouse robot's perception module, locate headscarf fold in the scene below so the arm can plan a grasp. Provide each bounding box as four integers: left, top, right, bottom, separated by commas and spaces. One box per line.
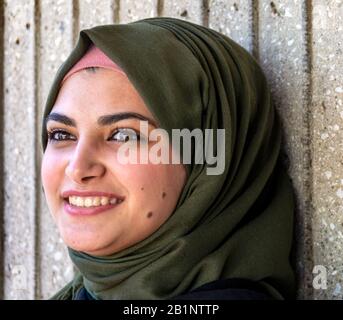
41, 17, 295, 300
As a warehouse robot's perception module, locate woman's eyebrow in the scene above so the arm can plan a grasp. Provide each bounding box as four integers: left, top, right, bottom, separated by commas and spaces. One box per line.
44, 111, 158, 128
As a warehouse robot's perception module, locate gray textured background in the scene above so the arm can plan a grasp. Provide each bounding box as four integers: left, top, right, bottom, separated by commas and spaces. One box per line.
0, 0, 342, 300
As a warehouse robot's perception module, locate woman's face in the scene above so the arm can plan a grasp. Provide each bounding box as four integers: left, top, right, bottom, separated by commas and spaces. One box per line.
41, 68, 187, 256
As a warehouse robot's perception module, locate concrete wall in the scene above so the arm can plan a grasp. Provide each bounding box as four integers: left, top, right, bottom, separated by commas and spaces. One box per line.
0, 0, 342, 300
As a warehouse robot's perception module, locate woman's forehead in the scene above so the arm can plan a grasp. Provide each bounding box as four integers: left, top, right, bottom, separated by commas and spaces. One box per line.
52, 68, 156, 121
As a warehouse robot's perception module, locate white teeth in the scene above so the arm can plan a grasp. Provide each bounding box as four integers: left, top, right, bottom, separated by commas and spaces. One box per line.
84, 198, 93, 207
100, 197, 109, 206
68, 196, 121, 207
93, 197, 100, 206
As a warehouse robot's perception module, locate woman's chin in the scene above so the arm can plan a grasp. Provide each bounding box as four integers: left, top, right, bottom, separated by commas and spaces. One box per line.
59, 229, 111, 254
64, 238, 102, 254
63, 233, 135, 256
69, 243, 121, 257
56, 217, 117, 251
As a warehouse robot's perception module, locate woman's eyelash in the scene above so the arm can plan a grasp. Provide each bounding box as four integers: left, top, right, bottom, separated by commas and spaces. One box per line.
46, 128, 141, 143
109, 128, 141, 142
47, 129, 75, 142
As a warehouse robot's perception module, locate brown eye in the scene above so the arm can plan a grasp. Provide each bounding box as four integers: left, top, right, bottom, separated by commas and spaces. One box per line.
110, 128, 140, 143
47, 130, 75, 142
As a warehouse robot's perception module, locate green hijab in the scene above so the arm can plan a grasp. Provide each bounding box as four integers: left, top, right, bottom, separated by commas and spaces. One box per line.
41, 17, 295, 300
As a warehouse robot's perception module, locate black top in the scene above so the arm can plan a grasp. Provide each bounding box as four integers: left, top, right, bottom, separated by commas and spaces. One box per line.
74, 278, 274, 300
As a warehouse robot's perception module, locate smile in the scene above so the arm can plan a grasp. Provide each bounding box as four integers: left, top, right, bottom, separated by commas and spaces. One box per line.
67, 196, 122, 207
63, 196, 124, 216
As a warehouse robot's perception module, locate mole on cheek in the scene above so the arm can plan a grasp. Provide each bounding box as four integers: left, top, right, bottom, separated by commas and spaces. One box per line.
141, 187, 144, 191
147, 211, 153, 218
162, 192, 166, 199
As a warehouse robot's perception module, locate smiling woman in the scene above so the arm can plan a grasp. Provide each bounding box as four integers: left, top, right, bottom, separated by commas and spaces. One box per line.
42, 64, 187, 257
40, 17, 295, 300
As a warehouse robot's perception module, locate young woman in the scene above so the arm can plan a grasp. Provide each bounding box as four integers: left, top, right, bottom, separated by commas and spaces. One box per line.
41, 17, 295, 300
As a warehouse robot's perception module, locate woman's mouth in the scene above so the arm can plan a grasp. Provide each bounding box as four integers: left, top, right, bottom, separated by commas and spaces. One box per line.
63, 196, 124, 216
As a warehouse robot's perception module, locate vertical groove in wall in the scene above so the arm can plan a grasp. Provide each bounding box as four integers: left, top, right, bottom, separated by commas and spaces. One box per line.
33, 0, 41, 300
72, 0, 80, 45
201, 0, 209, 27
296, 0, 314, 300
113, 0, 120, 23
0, 0, 5, 301
157, 0, 164, 17
251, 0, 259, 60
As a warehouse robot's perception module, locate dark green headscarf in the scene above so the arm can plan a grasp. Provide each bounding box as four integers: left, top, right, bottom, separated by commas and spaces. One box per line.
41, 17, 295, 300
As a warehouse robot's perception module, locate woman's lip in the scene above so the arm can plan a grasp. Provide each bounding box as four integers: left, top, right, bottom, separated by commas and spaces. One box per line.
63, 199, 121, 216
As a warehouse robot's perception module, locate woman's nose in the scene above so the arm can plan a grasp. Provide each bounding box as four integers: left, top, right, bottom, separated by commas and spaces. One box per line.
65, 141, 105, 184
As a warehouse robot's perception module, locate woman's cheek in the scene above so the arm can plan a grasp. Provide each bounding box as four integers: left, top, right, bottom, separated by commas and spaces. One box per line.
120, 161, 165, 184
41, 151, 65, 208
112, 161, 166, 205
